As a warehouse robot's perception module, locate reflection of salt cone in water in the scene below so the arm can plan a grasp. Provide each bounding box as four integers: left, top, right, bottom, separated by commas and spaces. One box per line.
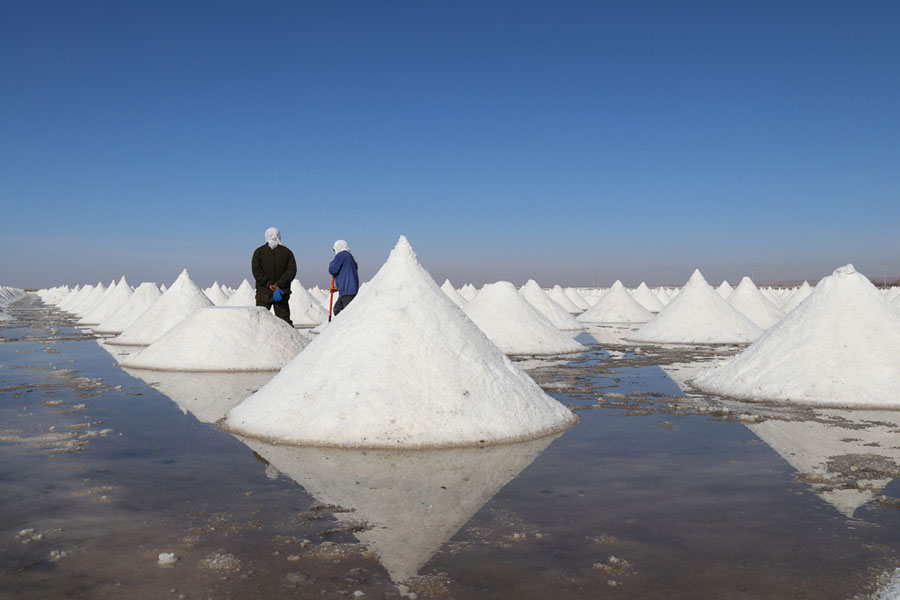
239, 434, 559, 583
122, 369, 275, 424
744, 411, 900, 518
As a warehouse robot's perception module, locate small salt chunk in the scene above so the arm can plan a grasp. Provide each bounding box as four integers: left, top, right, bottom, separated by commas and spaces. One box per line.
158, 552, 177, 567
353, 592, 365, 598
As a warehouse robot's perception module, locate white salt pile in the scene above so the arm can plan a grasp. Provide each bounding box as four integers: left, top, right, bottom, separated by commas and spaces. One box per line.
203, 282, 230, 306
224, 235, 576, 448
458, 283, 478, 302
577, 281, 653, 324
78, 277, 133, 326
548, 285, 582, 313
465, 281, 586, 355
781, 281, 813, 313
716, 280, 734, 299
111, 270, 212, 346
565, 287, 590, 311
121, 307, 307, 371
693, 265, 900, 407
631, 282, 665, 312
67, 282, 105, 316
726, 277, 785, 329
440, 279, 468, 309
629, 270, 762, 344
223, 279, 256, 307
95, 283, 162, 334
518, 280, 584, 331
288, 280, 327, 326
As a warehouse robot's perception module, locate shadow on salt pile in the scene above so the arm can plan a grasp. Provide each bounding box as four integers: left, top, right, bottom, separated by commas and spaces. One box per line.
236, 432, 560, 585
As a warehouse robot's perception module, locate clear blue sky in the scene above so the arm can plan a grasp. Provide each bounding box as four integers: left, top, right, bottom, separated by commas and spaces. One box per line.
2, 1, 898, 289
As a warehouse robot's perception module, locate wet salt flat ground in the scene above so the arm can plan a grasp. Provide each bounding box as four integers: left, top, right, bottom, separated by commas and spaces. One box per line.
2, 296, 900, 599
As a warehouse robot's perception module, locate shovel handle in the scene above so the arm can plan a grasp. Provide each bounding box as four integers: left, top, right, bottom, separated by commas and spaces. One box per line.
328, 276, 335, 322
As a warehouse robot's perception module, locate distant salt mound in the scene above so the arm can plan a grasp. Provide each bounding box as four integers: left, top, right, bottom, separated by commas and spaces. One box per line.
716, 281, 734, 299
518, 280, 584, 331
565, 287, 590, 311
465, 282, 585, 355
726, 277, 785, 329
111, 270, 212, 346
55, 284, 84, 312
693, 265, 900, 407
629, 270, 762, 344
224, 236, 576, 448
781, 281, 813, 313
440, 279, 468, 310
204, 282, 230, 306
458, 283, 478, 302
288, 279, 327, 326
578, 281, 653, 324
121, 307, 307, 371
631, 282, 665, 312
78, 277, 133, 326
548, 285, 582, 313
95, 283, 161, 334
223, 279, 256, 307
68, 282, 106, 316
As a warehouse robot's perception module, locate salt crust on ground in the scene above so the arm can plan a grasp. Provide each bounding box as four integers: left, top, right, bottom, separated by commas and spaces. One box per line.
120, 307, 307, 371
288, 280, 327, 326
440, 279, 468, 309
577, 281, 653, 324
693, 265, 900, 408
629, 270, 762, 344
240, 434, 556, 583
726, 277, 785, 329
631, 282, 665, 312
223, 279, 256, 307
111, 270, 212, 346
465, 281, 586, 355
95, 283, 161, 334
518, 280, 584, 331
548, 285, 582, 313
224, 235, 577, 448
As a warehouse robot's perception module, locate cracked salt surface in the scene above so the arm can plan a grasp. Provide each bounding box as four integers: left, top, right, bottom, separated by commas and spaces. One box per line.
2, 295, 900, 599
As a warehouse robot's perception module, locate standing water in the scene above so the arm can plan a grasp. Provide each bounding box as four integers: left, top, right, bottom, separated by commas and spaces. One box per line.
2, 297, 899, 599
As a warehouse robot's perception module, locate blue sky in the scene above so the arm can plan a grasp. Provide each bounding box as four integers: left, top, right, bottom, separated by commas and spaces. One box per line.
2, 1, 898, 289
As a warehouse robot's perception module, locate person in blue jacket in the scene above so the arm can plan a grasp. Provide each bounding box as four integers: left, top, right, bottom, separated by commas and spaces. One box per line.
329, 239, 359, 317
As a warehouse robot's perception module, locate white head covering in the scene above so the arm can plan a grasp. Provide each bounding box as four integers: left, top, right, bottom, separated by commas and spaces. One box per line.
333, 239, 350, 254
265, 227, 281, 249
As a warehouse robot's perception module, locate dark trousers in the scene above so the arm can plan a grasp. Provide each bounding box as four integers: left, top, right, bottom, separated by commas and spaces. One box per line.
332, 294, 356, 317
256, 291, 292, 326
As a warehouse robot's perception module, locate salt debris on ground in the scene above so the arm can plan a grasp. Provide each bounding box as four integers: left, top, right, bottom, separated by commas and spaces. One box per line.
518, 280, 584, 331
577, 281, 653, 324
629, 270, 762, 344
223, 279, 256, 307
548, 285, 582, 313
121, 307, 307, 371
225, 235, 576, 448
440, 279, 468, 309
465, 281, 586, 355
726, 277, 785, 329
693, 265, 900, 407
157, 552, 177, 567
95, 282, 161, 334
630, 282, 665, 312
288, 280, 328, 326
111, 269, 212, 346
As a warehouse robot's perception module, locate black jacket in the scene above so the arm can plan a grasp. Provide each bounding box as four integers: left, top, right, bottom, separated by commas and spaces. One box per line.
252, 244, 297, 294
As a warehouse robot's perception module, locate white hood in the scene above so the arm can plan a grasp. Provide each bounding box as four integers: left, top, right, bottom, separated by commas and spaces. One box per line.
333, 239, 351, 254
265, 227, 281, 249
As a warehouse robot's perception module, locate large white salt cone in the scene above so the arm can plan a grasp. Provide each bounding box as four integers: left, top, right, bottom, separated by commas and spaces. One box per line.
631, 282, 665, 312
204, 282, 230, 306
120, 306, 307, 371
95, 283, 161, 334
629, 269, 762, 344
693, 265, 900, 407
548, 285, 582, 313
224, 236, 576, 448
288, 279, 328, 326
726, 276, 785, 329
465, 282, 586, 355
110, 269, 212, 346
577, 281, 653, 324
440, 279, 469, 310
518, 280, 585, 331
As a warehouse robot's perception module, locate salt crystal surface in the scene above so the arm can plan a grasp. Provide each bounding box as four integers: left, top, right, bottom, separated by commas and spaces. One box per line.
577, 281, 653, 324
629, 270, 762, 344
121, 307, 307, 371
225, 236, 576, 448
111, 270, 212, 346
465, 281, 586, 355
694, 265, 900, 407
518, 280, 584, 331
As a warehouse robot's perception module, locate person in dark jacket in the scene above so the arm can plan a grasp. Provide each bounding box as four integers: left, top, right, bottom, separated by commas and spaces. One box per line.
252, 227, 297, 325
329, 239, 359, 317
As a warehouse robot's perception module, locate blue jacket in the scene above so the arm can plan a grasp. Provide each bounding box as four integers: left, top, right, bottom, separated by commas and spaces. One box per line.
329, 250, 359, 295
